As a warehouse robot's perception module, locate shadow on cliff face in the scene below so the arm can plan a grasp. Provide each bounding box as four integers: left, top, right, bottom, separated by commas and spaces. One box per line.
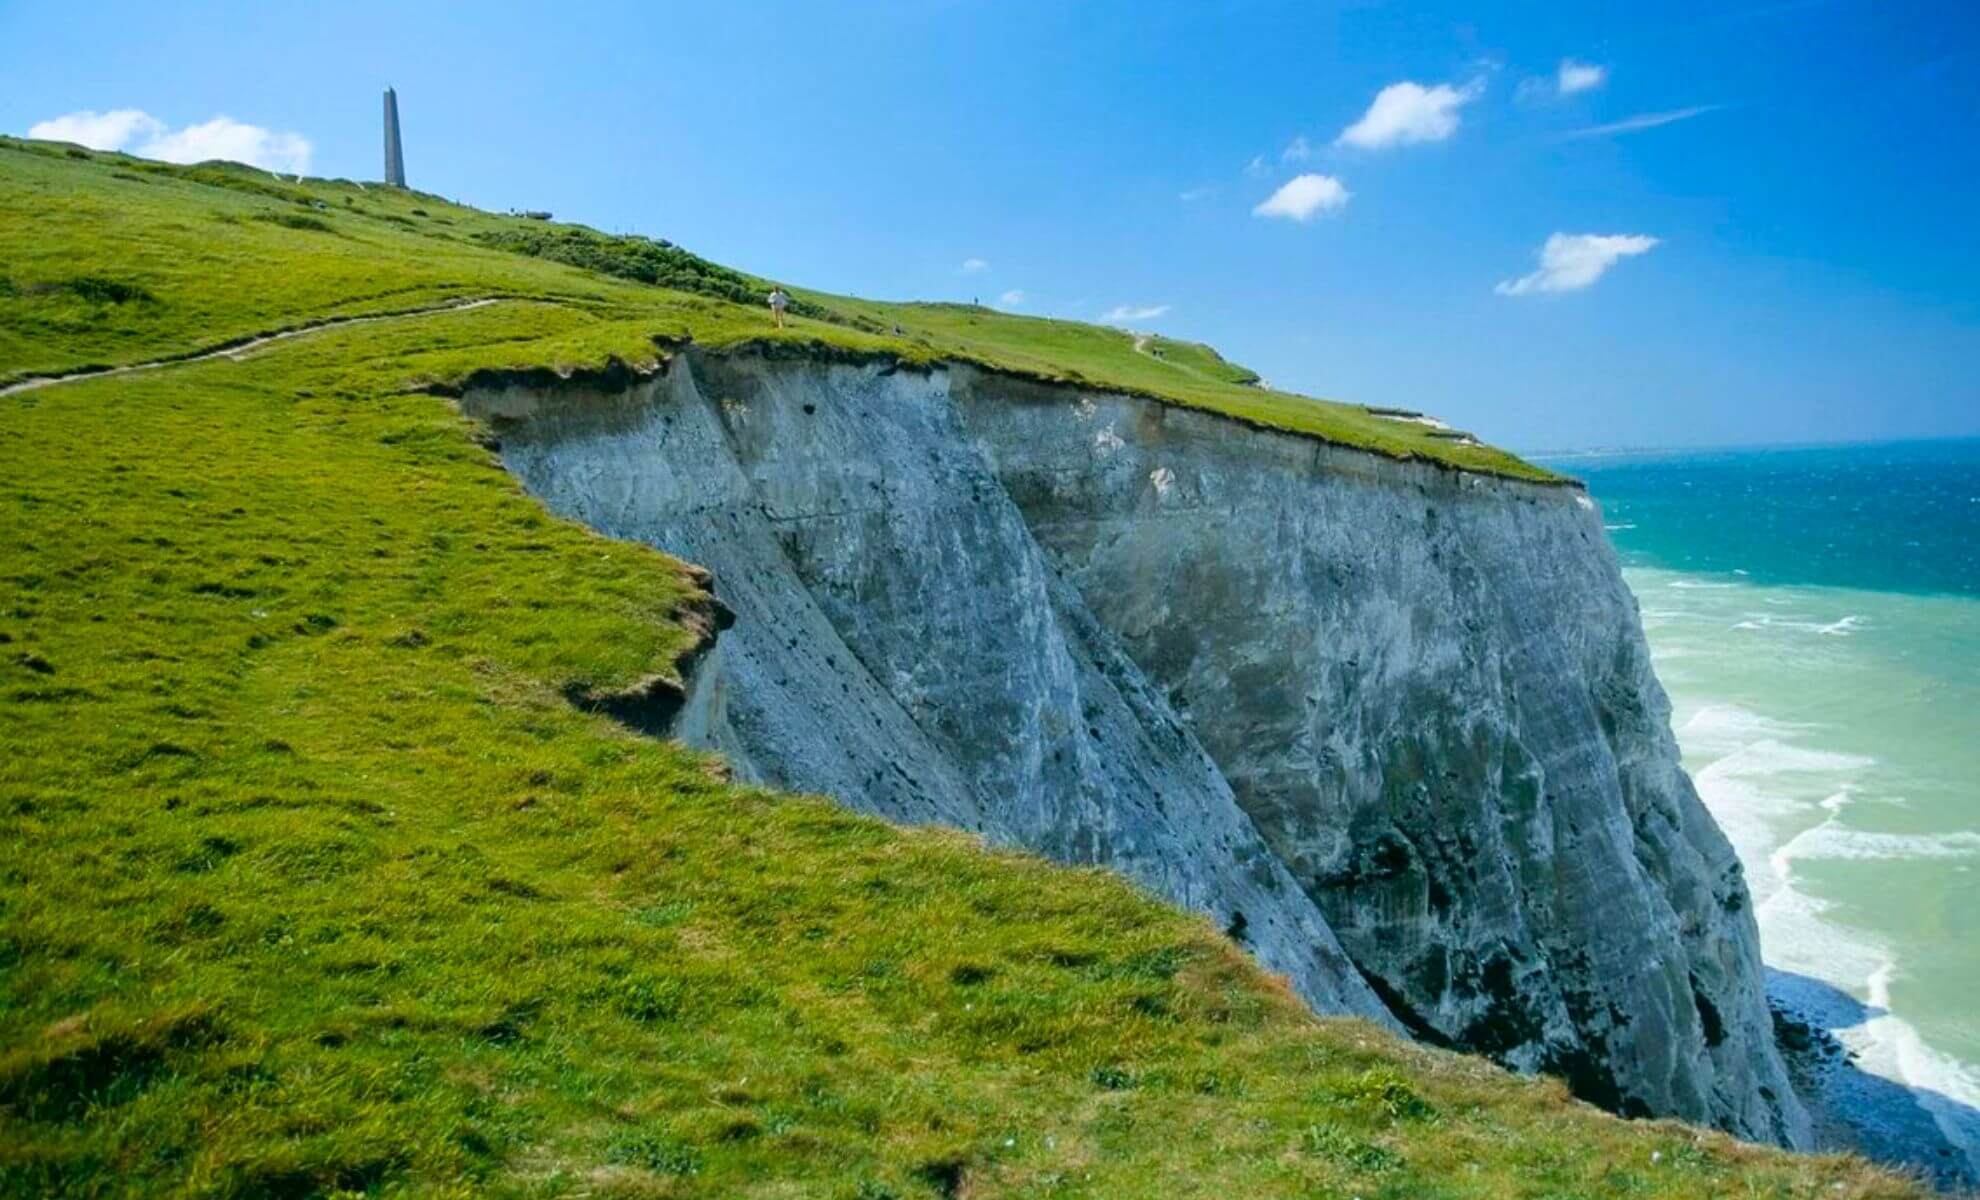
1768, 968, 1978, 1192
560, 580, 734, 737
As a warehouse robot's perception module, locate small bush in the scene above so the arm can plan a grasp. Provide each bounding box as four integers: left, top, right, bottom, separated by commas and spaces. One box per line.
21, 276, 156, 304
472, 225, 827, 319
169, 163, 311, 204
254, 212, 335, 234
1301, 1122, 1400, 1174
69, 277, 152, 304
1329, 1066, 1436, 1122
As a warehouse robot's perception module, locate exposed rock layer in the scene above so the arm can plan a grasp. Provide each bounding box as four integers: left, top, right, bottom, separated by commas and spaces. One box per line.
461, 351, 1811, 1149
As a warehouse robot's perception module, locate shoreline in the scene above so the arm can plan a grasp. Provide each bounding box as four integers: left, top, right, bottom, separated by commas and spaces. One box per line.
1628, 563, 1980, 1188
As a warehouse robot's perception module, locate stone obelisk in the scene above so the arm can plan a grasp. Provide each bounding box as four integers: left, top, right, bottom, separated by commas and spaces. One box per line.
383, 87, 406, 188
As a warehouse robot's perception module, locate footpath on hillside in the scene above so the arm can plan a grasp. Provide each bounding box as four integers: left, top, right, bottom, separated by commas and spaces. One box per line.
0, 297, 506, 398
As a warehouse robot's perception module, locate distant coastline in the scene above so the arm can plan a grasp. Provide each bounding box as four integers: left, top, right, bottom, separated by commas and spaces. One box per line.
1528, 432, 1980, 464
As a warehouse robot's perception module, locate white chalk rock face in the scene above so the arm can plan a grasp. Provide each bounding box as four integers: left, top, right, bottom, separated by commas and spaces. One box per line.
461, 352, 1811, 1149
463, 357, 1389, 1024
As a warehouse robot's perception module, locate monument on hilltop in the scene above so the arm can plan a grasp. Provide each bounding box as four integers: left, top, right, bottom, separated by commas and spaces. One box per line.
383, 87, 406, 187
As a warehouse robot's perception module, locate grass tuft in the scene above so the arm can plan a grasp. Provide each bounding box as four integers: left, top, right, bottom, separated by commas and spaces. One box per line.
252, 211, 337, 234
0, 1006, 221, 1123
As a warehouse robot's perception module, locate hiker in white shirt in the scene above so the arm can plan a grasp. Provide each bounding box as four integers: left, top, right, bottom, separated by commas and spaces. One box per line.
768, 287, 790, 329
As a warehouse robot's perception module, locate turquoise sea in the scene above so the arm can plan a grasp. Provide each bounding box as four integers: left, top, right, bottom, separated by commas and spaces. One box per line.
1550, 438, 1980, 1172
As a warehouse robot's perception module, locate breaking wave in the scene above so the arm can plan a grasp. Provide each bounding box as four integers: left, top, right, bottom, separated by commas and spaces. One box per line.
1656, 585, 1980, 1177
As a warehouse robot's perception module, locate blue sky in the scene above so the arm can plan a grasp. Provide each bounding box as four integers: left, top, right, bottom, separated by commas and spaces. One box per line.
5, 0, 1976, 451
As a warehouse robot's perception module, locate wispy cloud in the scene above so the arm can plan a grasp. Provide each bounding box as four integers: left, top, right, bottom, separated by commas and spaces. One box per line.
1178, 185, 1216, 203
1253, 173, 1351, 222
29, 108, 313, 173
1559, 104, 1723, 140
997, 289, 1025, 308
1102, 304, 1171, 324
1519, 58, 1609, 103
960, 257, 989, 273
1557, 59, 1608, 94
1281, 135, 1313, 162
1244, 154, 1271, 177
1336, 79, 1484, 149
1496, 233, 1659, 296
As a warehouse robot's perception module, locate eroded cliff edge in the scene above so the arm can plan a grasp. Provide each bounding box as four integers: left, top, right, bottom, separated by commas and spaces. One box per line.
460, 350, 1811, 1149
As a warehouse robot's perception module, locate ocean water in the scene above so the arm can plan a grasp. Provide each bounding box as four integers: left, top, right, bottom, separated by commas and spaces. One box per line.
1548, 439, 1980, 1171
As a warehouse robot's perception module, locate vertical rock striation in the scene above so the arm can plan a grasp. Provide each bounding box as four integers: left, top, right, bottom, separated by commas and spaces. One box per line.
951, 368, 1810, 1148
462, 357, 1391, 1024
460, 350, 1811, 1149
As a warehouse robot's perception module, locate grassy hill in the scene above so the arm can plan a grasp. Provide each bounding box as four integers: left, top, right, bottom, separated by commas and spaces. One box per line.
0, 137, 1923, 1198
0, 136, 1551, 484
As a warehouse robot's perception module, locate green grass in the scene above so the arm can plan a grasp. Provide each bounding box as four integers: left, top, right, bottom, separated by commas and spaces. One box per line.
0, 136, 1554, 483
0, 139, 1921, 1197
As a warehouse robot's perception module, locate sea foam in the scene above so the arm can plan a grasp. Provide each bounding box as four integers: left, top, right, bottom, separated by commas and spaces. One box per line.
1784, 827, 1980, 863
1864, 961, 1980, 1173
1682, 685, 1978, 1176
1593, 444, 1980, 1180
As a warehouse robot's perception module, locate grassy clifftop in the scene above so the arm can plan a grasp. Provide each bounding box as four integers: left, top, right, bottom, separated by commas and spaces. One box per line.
0, 136, 1553, 483
0, 139, 1920, 1198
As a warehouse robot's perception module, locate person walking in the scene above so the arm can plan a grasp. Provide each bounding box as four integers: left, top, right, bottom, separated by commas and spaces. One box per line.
768, 287, 790, 329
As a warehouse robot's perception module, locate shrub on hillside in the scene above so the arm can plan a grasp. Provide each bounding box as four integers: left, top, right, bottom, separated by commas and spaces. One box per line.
16, 276, 157, 304
472, 224, 825, 319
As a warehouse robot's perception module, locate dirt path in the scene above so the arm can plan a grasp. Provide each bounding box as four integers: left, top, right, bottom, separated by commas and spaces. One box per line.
1, 297, 506, 399
1129, 330, 1228, 387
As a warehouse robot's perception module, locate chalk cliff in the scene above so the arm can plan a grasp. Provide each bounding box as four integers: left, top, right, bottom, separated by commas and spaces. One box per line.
460, 350, 1812, 1149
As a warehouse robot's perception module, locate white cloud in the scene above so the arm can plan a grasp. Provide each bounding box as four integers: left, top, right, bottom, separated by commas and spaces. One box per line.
997, 289, 1025, 307
142, 118, 313, 173
1495, 233, 1659, 296
1557, 59, 1608, 94
1244, 154, 1271, 177
1336, 79, 1483, 148
961, 257, 989, 273
1521, 58, 1608, 102
1178, 184, 1216, 202
1281, 135, 1312, 162
1252, 173, 1350, 222
1560, 104, 1722, 140
1101, 304, 1171, 324
28, 108, 313, 174
27, 109, 164, 150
